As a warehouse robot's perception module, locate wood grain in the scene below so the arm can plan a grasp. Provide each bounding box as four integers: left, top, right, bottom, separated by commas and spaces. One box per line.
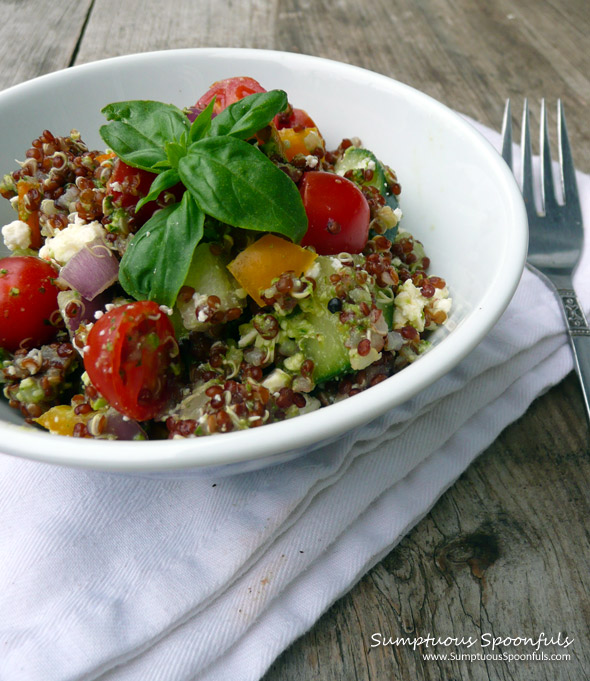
0, 1, 589, 679
0, 0, 93, 89
71, 0, 590, 172
72, 0, 281, 61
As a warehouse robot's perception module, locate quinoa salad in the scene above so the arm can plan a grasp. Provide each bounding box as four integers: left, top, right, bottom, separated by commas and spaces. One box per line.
0, 77, 451, 440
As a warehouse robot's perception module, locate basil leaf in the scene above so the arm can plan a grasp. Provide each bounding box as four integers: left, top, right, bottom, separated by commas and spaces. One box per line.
179, 136, 307, 242
165, 140, 187, 169
99, 122, 168, 171
100, 100, 190, 172
207, 90, 288, 140
135, 168, 180, 212
151, 159, 174, 170
119, 192, 204, 307
189, 97, 216, 143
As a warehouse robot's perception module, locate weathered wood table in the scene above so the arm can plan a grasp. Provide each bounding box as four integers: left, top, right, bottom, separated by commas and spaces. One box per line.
2, 1, 589, 679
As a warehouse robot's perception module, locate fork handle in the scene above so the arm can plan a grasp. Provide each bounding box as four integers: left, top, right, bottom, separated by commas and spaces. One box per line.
558, 288, 590, 419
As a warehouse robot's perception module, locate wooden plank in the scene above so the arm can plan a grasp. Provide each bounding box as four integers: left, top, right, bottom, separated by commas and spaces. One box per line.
0, 0, 94, 91
72, 0, 280, 64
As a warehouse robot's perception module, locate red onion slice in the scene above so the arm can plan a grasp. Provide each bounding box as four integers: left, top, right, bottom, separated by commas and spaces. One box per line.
58, 238, 119, 300
186, 107, 217, 123
58, 290, 111, 334
186, 106, 202, 123
103, 408, 148, 440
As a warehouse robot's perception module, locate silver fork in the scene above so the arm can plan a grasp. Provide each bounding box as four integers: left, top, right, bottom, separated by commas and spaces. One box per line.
501, 99, 590, 421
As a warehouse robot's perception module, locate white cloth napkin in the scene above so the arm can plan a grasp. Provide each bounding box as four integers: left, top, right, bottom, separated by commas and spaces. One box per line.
1, 121, 588, 681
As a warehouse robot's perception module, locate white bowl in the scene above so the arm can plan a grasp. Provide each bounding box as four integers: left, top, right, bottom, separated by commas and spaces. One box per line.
0, 48, 527, 474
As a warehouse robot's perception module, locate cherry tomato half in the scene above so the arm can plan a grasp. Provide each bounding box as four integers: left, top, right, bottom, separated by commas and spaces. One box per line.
0, 256, 61, 351
84, 301, 177, 421
274, 107, 317, 130
106, 160, 161, 226
195, 76, 267, 115
107, 160, 156, 209
299, 172, 370, 255
107, 159, 184, 227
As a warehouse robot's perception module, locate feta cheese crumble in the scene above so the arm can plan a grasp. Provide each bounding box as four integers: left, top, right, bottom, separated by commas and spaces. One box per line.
304, 260, 321, 279
393, 279, 428, 332
39, 212, 106, 264
2, 219, 31, 251
393, 280, 452, 332
429, 286, 452, 316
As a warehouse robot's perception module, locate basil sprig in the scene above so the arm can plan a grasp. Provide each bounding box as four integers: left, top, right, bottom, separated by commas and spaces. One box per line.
100, 90, 308, 307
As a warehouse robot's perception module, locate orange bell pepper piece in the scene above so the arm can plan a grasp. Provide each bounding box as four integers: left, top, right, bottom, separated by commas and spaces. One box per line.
17, 179, 42, 250
277, 127, 325, 162
228, 234, 317, 306
95, 151, 116, 164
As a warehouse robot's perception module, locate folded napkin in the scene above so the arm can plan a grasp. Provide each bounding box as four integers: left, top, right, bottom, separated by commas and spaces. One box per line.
1, 121, 588, 681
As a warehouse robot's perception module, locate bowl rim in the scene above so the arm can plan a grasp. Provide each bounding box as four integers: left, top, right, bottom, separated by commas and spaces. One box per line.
0, 47, 528, 472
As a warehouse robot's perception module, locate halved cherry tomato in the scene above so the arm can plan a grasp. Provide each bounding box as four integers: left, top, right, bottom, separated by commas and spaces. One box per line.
274, 107, 317, 130
299, 172, 370, 255
84, 301, 177, 421
195, 76, 267, 115
106, 160, 160, 225
106, 160, 183, 226
0, 256, 61, 351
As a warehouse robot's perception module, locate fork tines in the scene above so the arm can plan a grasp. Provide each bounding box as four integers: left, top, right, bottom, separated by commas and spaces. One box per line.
502, 98, 589, 423
501, 98, 581, 223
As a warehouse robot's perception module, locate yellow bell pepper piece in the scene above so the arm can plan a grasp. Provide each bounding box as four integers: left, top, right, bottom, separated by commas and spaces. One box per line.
228, 234, 317, 306
35, 405, 90, 436
277, 127, 325, 162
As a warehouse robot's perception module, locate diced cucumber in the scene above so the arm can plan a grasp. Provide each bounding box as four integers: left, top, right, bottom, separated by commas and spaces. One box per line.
278, 257, 353, 383
375, 289, 395, 330
300, 307, 351, 383
240, 254, 395, 386
176, 242, 246, 332
385, 191, 399, 212
183, 242, 232, 293
381, 193, 400, 241
334, 147, 388, 195
392, 231, 428, 273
